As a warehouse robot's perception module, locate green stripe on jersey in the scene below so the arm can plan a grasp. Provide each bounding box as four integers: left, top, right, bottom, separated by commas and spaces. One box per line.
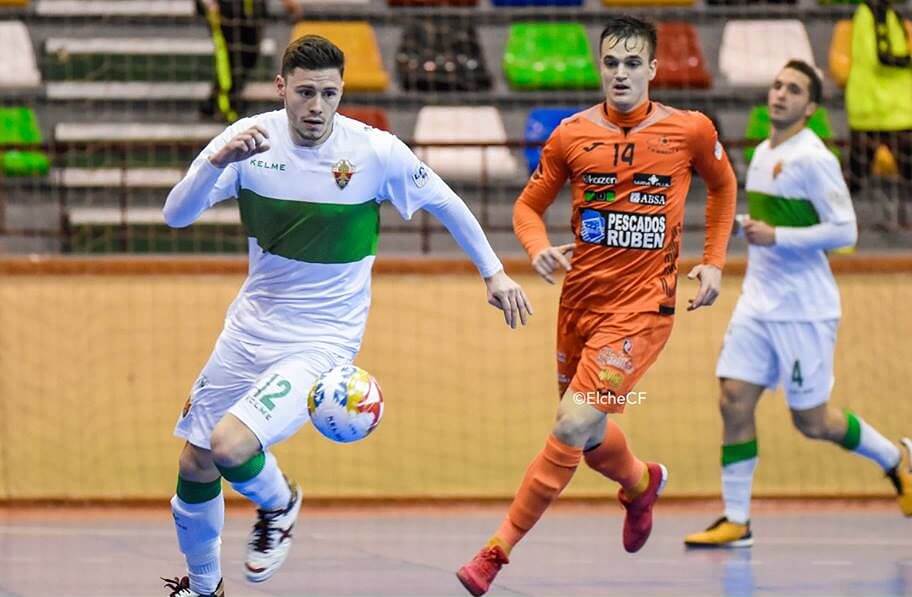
238, 189, 379, 264
747, 191, 820, 228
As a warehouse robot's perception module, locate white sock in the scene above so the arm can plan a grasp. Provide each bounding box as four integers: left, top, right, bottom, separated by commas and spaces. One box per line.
853, 417, 901, 471
171, 494, 223, 595
722, 457, 758, 525
230, 451, 292, 511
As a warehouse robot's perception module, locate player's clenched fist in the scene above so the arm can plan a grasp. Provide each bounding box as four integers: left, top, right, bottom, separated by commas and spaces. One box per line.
531, 243, 574, 284
209, 125, 270, 168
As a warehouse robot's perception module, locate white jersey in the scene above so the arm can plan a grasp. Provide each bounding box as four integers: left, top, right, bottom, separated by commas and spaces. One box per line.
734, 128, 856, 322
172, 109, 501, 352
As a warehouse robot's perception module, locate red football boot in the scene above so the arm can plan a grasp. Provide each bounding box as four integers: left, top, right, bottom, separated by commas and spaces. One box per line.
456, 543, 510, 596
618, 462, 668, 553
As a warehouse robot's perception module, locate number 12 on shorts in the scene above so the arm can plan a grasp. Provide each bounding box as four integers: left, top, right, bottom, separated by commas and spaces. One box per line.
252, 373, 292, 411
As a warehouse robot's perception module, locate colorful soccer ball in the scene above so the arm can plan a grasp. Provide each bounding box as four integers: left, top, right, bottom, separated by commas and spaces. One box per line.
307, 365, 384, 443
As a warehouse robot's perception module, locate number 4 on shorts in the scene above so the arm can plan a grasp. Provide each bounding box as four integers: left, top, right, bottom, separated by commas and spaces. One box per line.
791, 360, 803, 387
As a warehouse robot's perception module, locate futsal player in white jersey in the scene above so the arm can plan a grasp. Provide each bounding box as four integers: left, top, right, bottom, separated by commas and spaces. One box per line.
159, 35, 533, 597
684, 60, 912, 549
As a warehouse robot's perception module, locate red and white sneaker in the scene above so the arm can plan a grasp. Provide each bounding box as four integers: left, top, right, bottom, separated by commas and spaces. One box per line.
244, 481, 303, 583
456, 544, 510, 596
618, 462, 668, 553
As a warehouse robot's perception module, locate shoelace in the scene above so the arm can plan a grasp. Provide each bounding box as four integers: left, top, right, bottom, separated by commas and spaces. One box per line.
475, 547, 507, 575
250, 509, 283, 553
161, 576, 190, 597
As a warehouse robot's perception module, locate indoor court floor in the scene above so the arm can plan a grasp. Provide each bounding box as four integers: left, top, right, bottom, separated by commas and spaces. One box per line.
1, 502, 910, 597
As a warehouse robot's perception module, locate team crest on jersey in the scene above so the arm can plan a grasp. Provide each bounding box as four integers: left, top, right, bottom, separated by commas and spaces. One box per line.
647, 136, 681, 155
773, 160, 784, 179
332, 159, 355, 189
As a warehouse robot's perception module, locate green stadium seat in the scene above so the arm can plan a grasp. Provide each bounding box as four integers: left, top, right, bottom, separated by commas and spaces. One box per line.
503, 23, 600, 90
0, 107, 49, 176
743, 105, 839, 163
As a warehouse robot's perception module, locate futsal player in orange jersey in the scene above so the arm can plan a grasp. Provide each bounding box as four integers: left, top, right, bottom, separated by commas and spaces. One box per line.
456, 16, 737, 595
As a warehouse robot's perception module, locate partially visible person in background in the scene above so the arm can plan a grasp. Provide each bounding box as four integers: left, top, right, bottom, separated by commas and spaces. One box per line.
199, 0, 302, 123
845, 0, 912, 229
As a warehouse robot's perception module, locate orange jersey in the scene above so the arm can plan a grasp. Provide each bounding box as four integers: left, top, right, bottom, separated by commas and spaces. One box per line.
513, 101, 737, 314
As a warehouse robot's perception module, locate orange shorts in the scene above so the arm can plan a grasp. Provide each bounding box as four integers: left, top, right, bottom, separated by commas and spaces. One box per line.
556, 306, 675, 413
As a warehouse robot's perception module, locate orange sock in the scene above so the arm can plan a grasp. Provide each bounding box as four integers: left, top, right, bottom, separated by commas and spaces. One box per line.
493, 433, 582, 553
583, 421, 648, 498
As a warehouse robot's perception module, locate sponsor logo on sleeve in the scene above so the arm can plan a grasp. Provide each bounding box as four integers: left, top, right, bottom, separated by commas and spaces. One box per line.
629, 191, 667, 206
633, 172, 672, 188
412, 162, 429, 188
714, 140, 723, 160
579, 209, 666, 250
584, 189, 618, 203
582, 172, 618, 185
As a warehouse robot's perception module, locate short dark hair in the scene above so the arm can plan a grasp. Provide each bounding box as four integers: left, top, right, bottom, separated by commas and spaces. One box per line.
782, 59, 822, 104
282, 35, 345, 77
599, 16, 658, 61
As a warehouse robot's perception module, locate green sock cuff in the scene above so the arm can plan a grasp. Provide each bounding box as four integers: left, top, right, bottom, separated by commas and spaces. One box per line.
176, 477, 222, 504
217, 452, 266, 483
721, 439, 758, 466
842, 410, 862, 450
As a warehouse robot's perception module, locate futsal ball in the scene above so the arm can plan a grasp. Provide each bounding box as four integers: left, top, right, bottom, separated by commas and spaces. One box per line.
307, 365, 384, 443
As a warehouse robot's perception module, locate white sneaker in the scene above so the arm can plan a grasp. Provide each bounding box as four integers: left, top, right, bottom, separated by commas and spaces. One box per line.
244, 480, 303, 583
161, 576, 224, 597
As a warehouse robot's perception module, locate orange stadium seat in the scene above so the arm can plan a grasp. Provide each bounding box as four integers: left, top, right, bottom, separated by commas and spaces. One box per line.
652, 22, 712, 89
337, 106, 391, 132
0, 0, 29, 5
289, 22, 389, 91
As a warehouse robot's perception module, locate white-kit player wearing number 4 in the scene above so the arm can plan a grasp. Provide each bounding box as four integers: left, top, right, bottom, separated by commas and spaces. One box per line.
160, 35, 533, 597
684, 60, 912, 549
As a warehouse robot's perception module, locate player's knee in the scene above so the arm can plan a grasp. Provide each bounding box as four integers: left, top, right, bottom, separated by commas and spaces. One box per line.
210, 427, 256, 469
719, 380, 754, 422
553, 411, 598, 447
178, 443, 217, 481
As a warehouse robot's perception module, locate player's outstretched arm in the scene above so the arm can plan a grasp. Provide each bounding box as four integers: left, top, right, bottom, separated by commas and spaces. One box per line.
421, 197, 533, 329
688, 113, 737, 311
163, 124, 269, 228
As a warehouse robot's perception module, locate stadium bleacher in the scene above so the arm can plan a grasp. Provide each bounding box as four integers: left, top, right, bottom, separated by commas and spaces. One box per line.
0, 0, 904, 254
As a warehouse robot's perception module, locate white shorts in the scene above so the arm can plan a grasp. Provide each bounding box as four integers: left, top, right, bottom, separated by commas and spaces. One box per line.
174, 329, 354, 450
715, 314, 838, 410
